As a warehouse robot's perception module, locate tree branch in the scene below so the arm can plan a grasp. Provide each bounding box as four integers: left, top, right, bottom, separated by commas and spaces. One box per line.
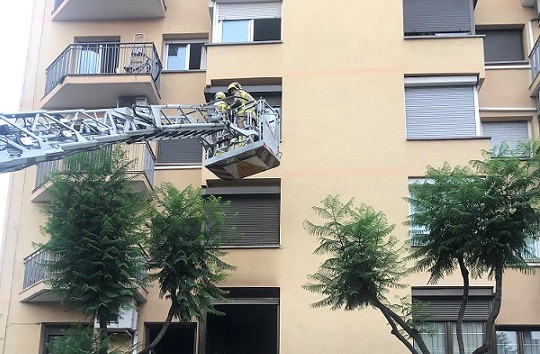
374, 301, 419, 354
456, 256, 470, 354
138, 291, 178, 354
373, 299, 430, 354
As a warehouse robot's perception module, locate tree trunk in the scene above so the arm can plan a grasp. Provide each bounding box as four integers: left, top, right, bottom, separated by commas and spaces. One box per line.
97, 312, 109, 354
472, 263, 503, 354
456, 257, 470, 354
373, 299, 430, 354
138, 293, 177, 354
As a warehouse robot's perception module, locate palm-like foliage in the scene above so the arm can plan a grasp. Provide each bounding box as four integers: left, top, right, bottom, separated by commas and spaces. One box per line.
138, 184, 235, 354
407, 143, 540, 354
304, 195, 430, 354
41, 148, 148, 354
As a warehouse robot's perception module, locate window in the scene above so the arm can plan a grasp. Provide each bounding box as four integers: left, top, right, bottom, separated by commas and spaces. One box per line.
405, 76, 479, 139
146, 323, 196, 353
481, 121, 530, 151
523, 237, 540, 262
476, 29, 524, 64
163, 41, 205, 70
214, 2, 282, 43
412, 287, 493, 354
157, 138, 203, 165
403, 0, 474, 36
497, 329, 540, 354
203, 183, 280, 247
203, 287, 279, 354
408, 178, 430, 246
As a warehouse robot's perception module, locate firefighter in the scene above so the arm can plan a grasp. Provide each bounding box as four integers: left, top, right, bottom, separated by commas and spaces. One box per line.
213, 91, 228, 116
227, 82, 256, 129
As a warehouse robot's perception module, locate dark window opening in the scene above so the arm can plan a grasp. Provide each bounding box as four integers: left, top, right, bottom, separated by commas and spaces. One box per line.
253, 18, 281, 41
206, 304, 278, 354
189, 43, 203, 70
146, 323, 196, 354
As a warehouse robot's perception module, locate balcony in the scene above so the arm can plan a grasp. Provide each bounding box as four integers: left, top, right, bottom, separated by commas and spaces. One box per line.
20, 248, 148, 303
529, 38, 540, 96
32, 143, 155, 203
52, 0, 166, 21
42, 42, 162, 109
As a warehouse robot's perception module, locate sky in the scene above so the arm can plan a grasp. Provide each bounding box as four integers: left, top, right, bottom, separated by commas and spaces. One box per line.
0, 0, 35, 252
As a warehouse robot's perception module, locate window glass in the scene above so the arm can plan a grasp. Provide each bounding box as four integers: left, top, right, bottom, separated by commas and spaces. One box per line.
166, 44, 187, 70
497, 331, 519, 354
523, 331, 540, 354
253, 18, 281, 41
523, 237, 540, 262
222, 20, 250, 43
451, 322, 484, 353
416, 322, 447, 354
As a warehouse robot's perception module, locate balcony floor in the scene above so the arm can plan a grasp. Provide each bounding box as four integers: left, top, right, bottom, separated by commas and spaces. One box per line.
41, 75, 160, 109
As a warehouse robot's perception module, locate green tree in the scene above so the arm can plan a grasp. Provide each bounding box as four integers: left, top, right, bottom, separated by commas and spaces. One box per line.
303, 196, 430, 354
48, 325, 123, 354
42, 148, 148, 354
137, 184, 235, 354
408, 144, 540, 354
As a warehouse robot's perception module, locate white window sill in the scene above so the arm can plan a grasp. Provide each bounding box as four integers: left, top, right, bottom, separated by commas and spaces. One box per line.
155, 164, 202, 170
162, 69, 206, 74
206, 40, 282, 47
485, 61, 530, 70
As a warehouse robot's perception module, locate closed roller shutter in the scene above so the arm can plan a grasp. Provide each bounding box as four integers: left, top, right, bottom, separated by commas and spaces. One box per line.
405, 86, 476, 139
482, 121, 529, 150
157, 138, 202, 164
477, 29, 524, 63
403, 0, 472, 35
415, 298, 492, 321
219, 194, 280, 247
218, 2, 282, 21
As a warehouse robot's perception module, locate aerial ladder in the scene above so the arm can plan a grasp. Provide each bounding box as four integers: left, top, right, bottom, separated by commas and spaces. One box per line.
0, 98, 281, 180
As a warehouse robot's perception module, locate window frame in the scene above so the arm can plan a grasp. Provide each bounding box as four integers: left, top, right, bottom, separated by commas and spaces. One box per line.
496, 327, 540, 354
415, 321, 486, 354
162, 40, 206, 71
199, 287, 280, 354
212, 2, 283, 44
404, 76, 481, 140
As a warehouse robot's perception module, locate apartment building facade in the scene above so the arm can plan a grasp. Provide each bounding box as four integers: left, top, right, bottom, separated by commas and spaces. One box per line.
0, 0, 540, 353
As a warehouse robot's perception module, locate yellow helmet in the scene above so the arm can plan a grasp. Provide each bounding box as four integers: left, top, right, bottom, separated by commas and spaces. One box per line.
227, 82, 241, 91
214, 91, 226, 100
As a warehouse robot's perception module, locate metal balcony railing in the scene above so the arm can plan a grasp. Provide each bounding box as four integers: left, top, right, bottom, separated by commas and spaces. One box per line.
530, 37, 540, 82
35, 143, 156, 189
22, 248, 49, 289
45, 42, 162, 96
23, 248, 148, 290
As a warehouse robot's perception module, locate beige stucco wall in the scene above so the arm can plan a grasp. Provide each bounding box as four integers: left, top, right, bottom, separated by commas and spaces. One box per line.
1, 0, 539, 353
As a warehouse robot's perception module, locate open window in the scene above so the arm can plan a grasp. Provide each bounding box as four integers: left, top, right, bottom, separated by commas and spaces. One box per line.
213, 1, 282, 43
145, 323, 196, 353
163, 41, 205, 71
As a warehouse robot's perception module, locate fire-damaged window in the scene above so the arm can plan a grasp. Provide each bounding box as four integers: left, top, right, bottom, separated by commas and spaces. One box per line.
213, 1, 282, 43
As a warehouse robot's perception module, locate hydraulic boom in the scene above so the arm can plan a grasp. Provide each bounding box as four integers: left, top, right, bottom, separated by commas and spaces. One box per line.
0, 99, 281, 180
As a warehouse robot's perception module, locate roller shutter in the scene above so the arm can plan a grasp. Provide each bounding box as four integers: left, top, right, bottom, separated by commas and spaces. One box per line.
157, 138, 202, 164
477, 29, 524, 62
218, 2, 282, 21
415, 298, 492, 321
403, 0, 472, 35
217, 194, 280, 247
482, 121, 529, 150
405, 86, 477, 139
